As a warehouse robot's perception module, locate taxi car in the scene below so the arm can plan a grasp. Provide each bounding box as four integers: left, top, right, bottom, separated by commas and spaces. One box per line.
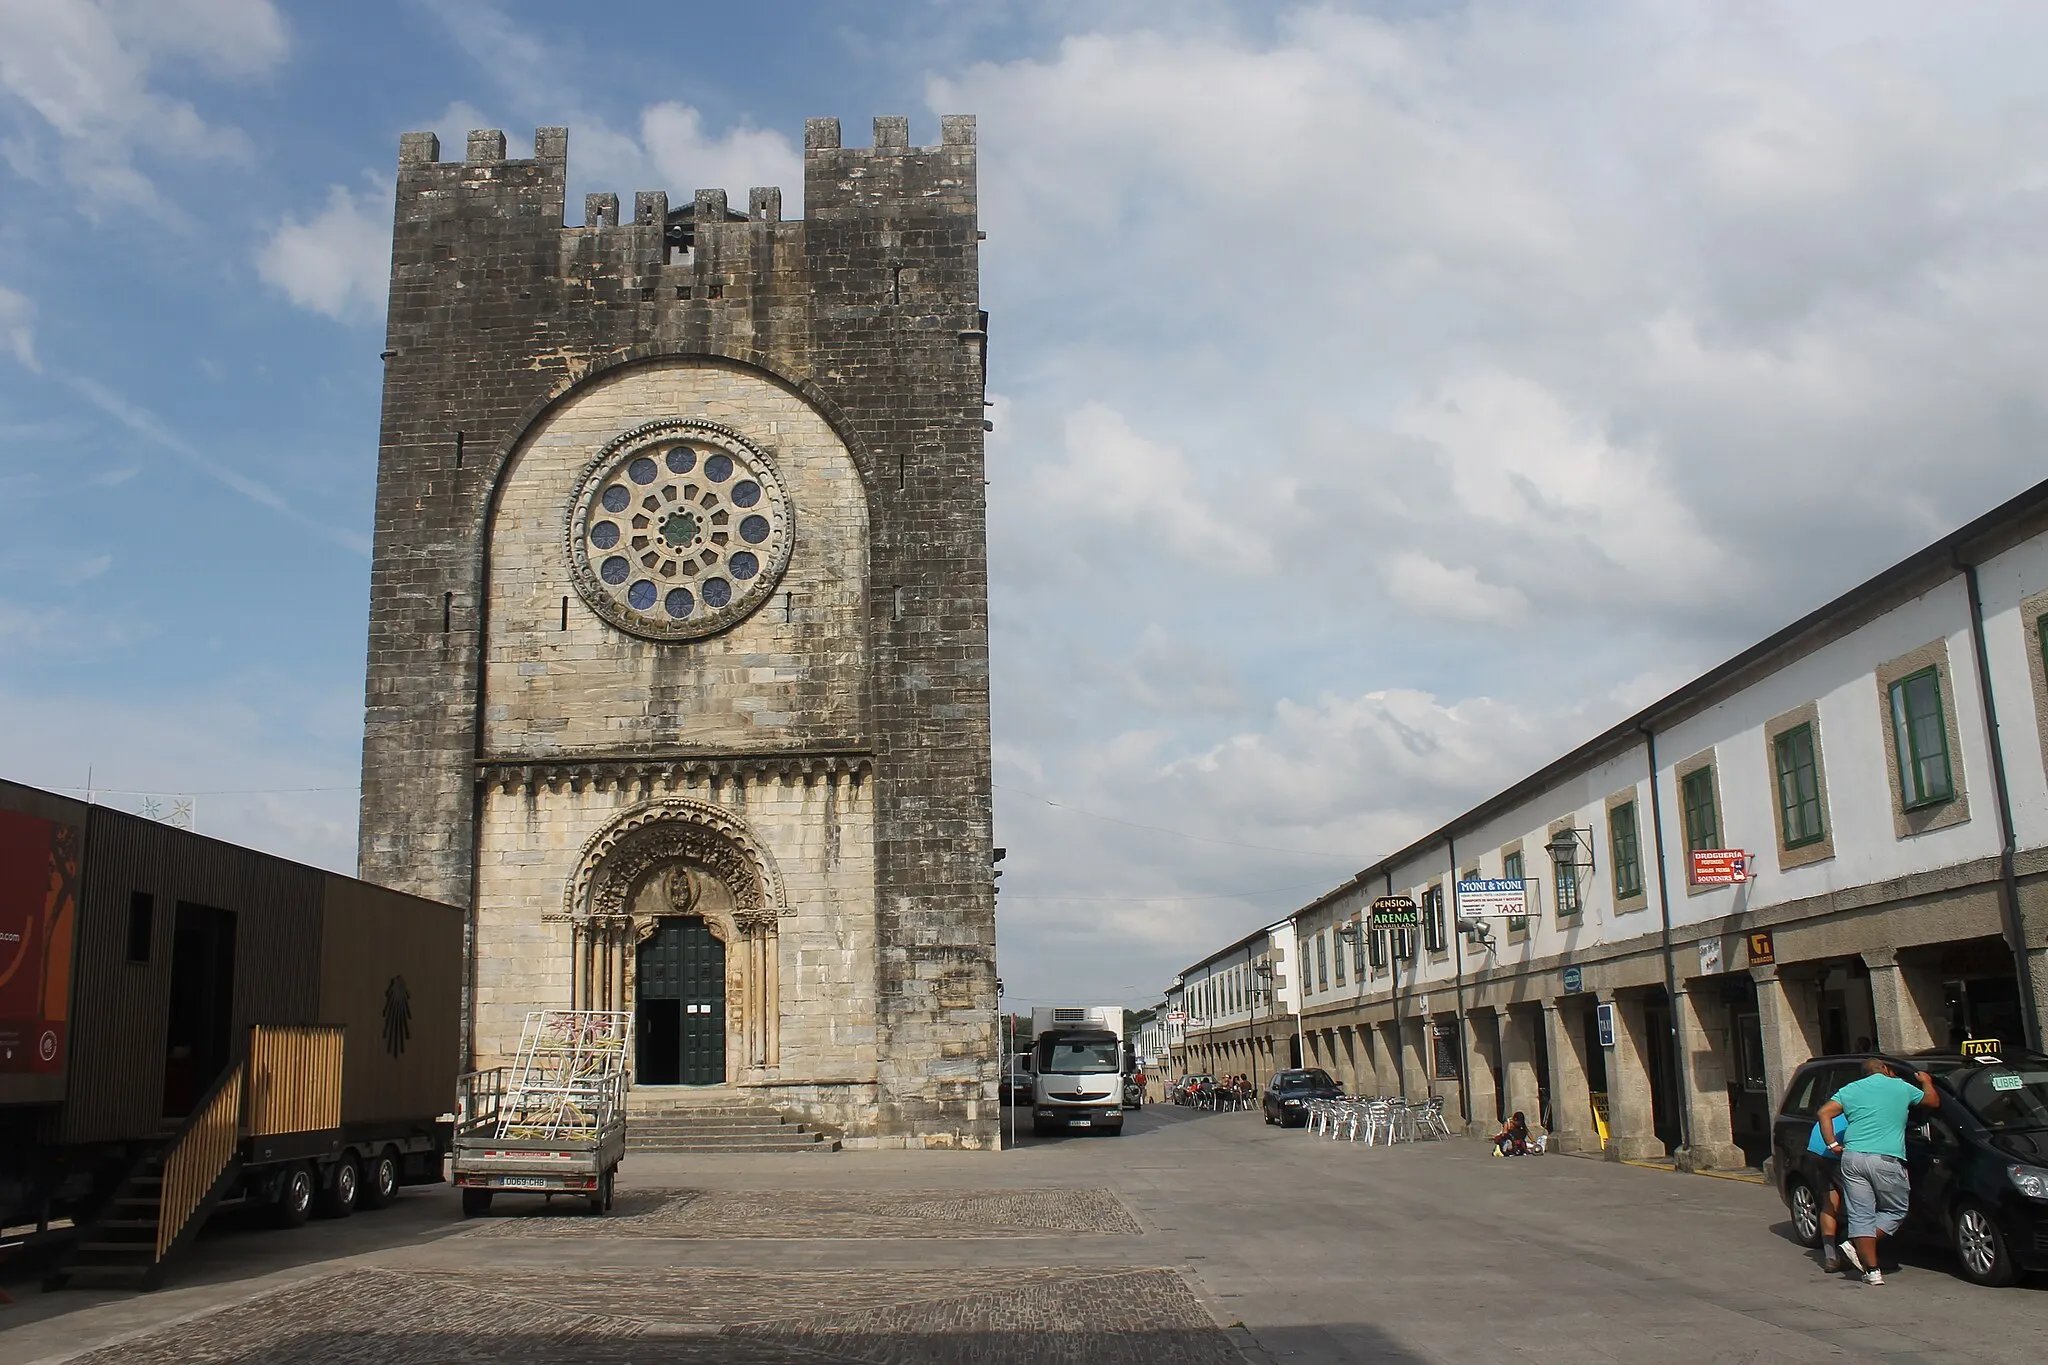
1772, 1046, 2048, 1286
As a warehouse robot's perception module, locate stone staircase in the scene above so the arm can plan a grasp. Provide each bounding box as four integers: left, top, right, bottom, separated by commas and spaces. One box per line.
625, 1088, 840, 1153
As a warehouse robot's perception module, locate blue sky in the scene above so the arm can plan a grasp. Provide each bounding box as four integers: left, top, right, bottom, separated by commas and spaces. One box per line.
4, 1, 2048, 1008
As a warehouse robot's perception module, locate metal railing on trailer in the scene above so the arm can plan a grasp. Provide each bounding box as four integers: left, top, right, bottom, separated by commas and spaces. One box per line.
453, 1010, 631, 1216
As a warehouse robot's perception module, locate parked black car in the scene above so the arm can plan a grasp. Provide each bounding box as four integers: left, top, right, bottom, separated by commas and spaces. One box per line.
1263, 1068, 1341, 1127
999, 1062, 1033, 1106
1771, 1048, 2048, 1286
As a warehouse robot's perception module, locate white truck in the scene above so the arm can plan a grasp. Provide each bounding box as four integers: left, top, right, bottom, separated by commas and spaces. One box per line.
1030, 1005, 1128, 1137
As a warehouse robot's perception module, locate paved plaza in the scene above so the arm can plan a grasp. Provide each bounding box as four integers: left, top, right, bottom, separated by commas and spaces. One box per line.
5, 1103, 2042, 1364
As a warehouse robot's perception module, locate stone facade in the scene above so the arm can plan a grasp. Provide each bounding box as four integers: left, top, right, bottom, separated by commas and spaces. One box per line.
357, 117, 997, 1148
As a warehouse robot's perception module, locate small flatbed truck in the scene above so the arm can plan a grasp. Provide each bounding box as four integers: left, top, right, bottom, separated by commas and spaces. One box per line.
452, 1010, 628, 1215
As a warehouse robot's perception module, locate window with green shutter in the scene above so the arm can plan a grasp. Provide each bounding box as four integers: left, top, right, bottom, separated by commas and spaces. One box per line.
1681, 766, 1719, 854
1773, 722, 1826, 848
1888, 668, 1953, 808
1553, 844, 1581, 918
1503, 850, 1527, 930
1609, 801, 1643, 899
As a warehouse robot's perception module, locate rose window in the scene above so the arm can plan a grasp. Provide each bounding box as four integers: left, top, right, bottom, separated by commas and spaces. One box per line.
567, 419, 794, 640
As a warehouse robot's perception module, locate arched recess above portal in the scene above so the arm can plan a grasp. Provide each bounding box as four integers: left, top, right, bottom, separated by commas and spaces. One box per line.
473, 347, 882, 540
561, 796, 788, 931
480, 356, 873, 755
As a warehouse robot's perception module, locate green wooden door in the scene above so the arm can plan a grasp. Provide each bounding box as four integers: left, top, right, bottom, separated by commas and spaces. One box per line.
678, 916, 725, 1084
636, 916, 725, 1085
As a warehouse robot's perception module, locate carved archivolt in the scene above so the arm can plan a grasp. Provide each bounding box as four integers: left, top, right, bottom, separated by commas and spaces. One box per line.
561, 797, 786, 929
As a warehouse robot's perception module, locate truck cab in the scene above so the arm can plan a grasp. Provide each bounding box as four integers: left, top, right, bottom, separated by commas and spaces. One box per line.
1031, 1026, 1125, 1137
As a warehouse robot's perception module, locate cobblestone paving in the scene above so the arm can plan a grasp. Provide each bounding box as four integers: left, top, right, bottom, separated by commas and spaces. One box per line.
459, 1186, 1144, 1238
62, 1264, 1239, 1365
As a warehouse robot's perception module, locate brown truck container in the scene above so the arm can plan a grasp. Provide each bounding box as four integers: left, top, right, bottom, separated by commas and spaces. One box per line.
0, 778, 464, 1289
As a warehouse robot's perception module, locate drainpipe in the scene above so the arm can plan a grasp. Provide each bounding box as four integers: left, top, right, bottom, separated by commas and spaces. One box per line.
1448, 834, 1473, 1126
1958, 556, 2044, 1051
1639, 722, 1695, 1155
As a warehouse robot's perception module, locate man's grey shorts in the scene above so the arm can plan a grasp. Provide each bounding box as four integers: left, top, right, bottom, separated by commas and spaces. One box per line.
1839, 1150, 1911, 1238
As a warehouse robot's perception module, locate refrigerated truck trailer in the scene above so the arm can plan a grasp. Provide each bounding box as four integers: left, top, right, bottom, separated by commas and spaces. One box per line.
1030, 1005, 1128, 1137
0, 778, 463, 1289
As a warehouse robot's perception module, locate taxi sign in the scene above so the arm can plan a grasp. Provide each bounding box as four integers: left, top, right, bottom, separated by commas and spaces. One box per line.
1370, 896, 1419, 929
1960, 1037, 2003, 1060
1457, 878, 1530, 917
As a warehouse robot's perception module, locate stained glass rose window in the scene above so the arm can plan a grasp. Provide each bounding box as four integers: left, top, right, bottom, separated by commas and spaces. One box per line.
567, 419, 793, 640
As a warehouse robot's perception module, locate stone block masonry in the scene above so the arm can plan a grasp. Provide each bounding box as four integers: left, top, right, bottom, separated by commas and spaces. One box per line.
359, 117, 996, 1148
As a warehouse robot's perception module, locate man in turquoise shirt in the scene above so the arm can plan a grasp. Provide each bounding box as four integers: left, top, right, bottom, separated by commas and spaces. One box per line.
1816, 1059, 1940, 1285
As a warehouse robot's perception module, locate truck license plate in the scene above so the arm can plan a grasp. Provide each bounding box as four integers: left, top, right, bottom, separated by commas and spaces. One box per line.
1070, 1119, 1092, 1127
500, 1176, 553, 1189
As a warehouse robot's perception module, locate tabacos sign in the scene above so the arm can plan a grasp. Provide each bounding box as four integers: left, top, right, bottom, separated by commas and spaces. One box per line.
0, 810, 79, 1079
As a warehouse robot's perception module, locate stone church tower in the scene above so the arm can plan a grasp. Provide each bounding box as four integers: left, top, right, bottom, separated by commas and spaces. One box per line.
356, 118, 997, 1148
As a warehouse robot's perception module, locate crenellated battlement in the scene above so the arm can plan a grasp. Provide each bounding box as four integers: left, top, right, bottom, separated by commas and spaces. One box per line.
394, 116, 974, 227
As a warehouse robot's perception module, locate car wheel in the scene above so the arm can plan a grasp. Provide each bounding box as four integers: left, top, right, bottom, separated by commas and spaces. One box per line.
272, 1163, 315, 1228
1787, 1177, 1820, 1248
461, 1188, 494, 1217
315, 1155, 358, 1219
359, 1149, 401, 1210
588, 1167, 613, 1215
1951, 1202, 2018, 1287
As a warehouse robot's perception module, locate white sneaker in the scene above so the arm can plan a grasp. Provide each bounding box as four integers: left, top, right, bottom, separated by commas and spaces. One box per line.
1838, 1241, 1864, 1273
1863, 1270, 1884, 1286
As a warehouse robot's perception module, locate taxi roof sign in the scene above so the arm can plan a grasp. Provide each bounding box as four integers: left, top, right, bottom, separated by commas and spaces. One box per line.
1960, 1037, 2003, 1061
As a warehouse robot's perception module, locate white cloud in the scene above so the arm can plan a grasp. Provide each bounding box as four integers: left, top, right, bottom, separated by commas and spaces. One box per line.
1383, 553, 1527, 625
0, 284, 36, 369
257, 183, 391, 322
0, 0, 288, 206
415, 4, 800, 203
1030, 402, 1270, 574
638, 103, 801, 202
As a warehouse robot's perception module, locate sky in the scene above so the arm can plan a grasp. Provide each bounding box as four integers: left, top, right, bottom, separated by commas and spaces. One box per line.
3, 1, 2047, 1014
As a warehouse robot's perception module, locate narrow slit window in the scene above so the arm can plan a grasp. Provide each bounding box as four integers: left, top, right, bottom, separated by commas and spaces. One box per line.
126, 891, 153, 963
443, 592, 453, 633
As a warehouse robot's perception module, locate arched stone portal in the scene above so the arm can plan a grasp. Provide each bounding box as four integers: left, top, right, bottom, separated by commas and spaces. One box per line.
565, 799, 785, 1084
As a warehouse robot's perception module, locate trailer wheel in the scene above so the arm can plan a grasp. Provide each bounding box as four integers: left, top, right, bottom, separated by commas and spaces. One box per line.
316, 1155, 359, 1219
271, 1163, 315, 1228
587, 1167, 613, 1215
358, 1149, 401, 1210
461, 1188, 494, 1217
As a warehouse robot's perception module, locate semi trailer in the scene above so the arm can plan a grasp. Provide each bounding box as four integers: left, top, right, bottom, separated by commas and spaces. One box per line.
0, 779, 464, 1289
